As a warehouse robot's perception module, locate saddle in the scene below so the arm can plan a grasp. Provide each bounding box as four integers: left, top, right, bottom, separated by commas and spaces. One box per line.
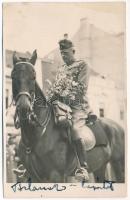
52, 100, 72, 128
86, 119, 108, 146
52, 101, 108, 146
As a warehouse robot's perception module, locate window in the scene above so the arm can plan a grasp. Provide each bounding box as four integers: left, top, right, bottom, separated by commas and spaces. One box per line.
120, 110, 124, 120
6, 89, 9, 109
99, 108, 104, 117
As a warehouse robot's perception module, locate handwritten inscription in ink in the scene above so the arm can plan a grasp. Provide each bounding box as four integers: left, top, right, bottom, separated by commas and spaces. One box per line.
11, 178, 66, 192
11, 178, 115, 192
81, 179, 115, 191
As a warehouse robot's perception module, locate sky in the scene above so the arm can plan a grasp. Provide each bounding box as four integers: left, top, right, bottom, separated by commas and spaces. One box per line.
3, 2, 125, 57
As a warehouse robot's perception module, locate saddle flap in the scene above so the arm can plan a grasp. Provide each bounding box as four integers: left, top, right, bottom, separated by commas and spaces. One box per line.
52, 100, 72, 127
87, 120, 108, 146
52, 100, 72, 114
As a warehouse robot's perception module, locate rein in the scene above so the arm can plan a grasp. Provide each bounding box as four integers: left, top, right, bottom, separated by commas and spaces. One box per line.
14, 90, 51, 137
14, 92, 51, 164
28, 103, 51, 136
12, 60, 53, 181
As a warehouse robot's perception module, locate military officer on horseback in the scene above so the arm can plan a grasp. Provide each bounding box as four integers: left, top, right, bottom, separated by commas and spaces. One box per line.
47, 34, 97, 181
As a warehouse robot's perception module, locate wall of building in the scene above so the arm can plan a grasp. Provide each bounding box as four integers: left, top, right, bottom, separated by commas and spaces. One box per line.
42, 18, 126, 128
43, 17, 126, 90
87, 75, 125, 128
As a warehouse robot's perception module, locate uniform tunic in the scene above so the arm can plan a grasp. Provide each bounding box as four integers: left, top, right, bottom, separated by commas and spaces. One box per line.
47, 60, 95, 149
47, 60, 91, 110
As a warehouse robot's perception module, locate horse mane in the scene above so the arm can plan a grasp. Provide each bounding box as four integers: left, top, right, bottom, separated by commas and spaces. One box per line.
35, 82, 47, 104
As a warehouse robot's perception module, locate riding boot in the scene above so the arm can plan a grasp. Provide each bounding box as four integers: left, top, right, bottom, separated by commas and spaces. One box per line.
74, 138, 89, 181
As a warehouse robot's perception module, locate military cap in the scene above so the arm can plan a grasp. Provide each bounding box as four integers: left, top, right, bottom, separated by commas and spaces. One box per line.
59, 34, 74, 51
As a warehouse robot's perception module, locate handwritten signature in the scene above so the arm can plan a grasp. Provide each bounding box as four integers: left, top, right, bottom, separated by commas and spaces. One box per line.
82, 179, 115, 191
11, 178, 66, 192
11, 177, 115, 192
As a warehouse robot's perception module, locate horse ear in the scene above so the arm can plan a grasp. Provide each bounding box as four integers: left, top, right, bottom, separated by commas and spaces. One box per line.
30, 49, 37, 65
13, 51, 19, 66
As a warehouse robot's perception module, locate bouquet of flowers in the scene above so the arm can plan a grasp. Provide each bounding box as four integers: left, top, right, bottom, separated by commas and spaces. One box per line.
46, 65, 75, 100
46, 62, 87, 102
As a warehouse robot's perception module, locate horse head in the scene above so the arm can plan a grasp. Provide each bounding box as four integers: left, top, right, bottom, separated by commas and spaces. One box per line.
10, 50, 125, 183
11, 50, 37, 121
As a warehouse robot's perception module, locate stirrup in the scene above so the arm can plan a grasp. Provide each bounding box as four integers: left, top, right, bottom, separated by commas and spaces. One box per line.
75, 167, 89, 181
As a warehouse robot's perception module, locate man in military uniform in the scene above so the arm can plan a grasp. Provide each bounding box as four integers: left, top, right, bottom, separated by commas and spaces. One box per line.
47, 34, 96, 180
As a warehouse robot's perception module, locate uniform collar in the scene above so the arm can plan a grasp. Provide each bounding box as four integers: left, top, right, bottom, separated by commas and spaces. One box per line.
64, 60, 82, 70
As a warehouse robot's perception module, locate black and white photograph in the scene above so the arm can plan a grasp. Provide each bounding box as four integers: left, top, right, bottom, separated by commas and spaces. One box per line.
3, 1, 127, 198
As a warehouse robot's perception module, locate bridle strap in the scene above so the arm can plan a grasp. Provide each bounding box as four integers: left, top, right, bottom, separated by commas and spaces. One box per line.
16, 92, 32, 102
15, 61, 34, 68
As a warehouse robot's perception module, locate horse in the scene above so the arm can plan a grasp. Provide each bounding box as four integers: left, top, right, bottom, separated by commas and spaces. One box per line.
11, 50, 125, 183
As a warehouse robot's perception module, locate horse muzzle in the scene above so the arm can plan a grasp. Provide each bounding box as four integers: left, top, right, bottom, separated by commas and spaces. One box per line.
14, 91, 38, 128
15, 92, 32, 121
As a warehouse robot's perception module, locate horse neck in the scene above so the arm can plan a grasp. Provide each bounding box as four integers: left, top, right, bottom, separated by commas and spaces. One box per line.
34, 82, 48, 113
21, 82, 48, 147
35, 82, 47, 104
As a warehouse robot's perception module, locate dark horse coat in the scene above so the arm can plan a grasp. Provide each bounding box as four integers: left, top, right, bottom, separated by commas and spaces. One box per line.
11, 50, 125, 183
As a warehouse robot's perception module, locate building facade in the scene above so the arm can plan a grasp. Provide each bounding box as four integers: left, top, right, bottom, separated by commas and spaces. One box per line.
42, 18, 126, 128
87, 75, 125, 128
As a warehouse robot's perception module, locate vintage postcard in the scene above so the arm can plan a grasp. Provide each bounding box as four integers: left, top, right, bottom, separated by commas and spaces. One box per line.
3, 1, 127, 198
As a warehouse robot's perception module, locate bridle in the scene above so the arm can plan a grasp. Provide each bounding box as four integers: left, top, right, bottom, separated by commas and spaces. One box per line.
14, 88, 51, 132
13, 62, 51, 135
12, 59, 53, 181
13, 89, 52, 181
15, 92, 32, 103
